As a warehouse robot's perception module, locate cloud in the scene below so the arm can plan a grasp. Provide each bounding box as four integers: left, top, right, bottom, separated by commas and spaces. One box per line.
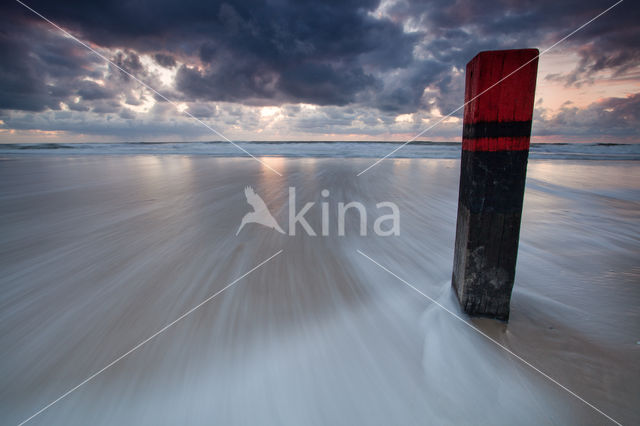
0, 19, 77, 111
76, 80, 113, 101
154, 53, 176, 68
534, 93, 640, 138
0, 0, 637, 141
2, 0, 416, 108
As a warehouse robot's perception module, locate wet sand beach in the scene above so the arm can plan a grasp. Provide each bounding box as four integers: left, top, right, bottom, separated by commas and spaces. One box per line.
1, 156, 639, 425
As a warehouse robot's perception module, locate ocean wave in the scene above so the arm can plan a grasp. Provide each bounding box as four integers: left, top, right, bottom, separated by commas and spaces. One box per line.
0, 141, 639, 160
3, 143, 77, 150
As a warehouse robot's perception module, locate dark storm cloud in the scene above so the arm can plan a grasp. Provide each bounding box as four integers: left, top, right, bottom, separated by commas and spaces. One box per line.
169, 0, 416, 105
0, 18, 76, 111
386, 0, 639, 87
2, 0, 415, 108
3, 0, 636, 109
154, 53, 177, 68
0, 12, 115, 112
186, 102, 217, 118
112, 51, 146, 80
76, 80, 112, 101
370, 59, 451, 113
0, 0, 637, 140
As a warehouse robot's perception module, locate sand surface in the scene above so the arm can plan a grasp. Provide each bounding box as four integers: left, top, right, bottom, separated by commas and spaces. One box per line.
1, 156, 639, 425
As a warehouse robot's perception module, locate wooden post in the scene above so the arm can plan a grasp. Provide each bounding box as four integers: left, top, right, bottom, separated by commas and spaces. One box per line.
452, 49, 539, 321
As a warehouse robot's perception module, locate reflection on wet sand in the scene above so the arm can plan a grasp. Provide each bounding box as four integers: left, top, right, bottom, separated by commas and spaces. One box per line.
0, 156, 638, 425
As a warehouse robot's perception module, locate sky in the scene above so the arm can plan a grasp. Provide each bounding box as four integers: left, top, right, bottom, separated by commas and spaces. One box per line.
0, 0, 638, 143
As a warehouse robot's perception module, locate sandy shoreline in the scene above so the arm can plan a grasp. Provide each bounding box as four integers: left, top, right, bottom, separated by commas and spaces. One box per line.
1, 156, 638, 425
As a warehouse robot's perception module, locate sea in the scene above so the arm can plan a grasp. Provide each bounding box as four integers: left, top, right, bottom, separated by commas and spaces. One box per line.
1, 141, 639, 160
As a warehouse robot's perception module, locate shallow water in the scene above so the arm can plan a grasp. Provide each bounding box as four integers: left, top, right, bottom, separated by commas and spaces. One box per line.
1, 156, 638, 425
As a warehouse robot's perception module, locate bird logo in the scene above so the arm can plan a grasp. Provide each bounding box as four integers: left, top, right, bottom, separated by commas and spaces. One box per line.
236, 186, 285, 235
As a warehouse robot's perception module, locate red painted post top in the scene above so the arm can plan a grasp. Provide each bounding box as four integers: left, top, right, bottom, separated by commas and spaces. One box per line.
462, 49, 539, 152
